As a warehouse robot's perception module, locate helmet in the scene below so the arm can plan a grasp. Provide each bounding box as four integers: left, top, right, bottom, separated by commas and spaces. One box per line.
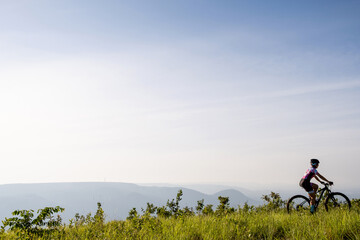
310, 159, 320, 166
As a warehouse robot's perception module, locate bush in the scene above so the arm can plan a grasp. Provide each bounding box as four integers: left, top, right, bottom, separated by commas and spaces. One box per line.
261, 192, 285, 211
2, 206, 64, 239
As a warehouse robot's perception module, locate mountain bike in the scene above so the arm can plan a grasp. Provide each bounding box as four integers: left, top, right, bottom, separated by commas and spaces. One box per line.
287, 182, 351, 213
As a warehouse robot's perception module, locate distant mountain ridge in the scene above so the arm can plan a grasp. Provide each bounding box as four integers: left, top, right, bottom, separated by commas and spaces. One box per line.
0, 182, 259, 221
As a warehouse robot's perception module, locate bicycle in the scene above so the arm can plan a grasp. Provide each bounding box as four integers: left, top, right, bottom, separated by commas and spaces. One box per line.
287, 182, 351, 213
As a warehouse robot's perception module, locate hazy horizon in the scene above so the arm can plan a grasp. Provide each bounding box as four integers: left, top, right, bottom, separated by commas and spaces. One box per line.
1, 1, 360, 189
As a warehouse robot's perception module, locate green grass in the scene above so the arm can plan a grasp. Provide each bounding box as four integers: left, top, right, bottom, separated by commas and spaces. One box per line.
1, 209, 359, 239
1, 192, 359, 239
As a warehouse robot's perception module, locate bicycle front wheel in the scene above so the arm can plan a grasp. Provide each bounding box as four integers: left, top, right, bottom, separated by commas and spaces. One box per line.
287, 195, 310, 213
325, 192, 351, 211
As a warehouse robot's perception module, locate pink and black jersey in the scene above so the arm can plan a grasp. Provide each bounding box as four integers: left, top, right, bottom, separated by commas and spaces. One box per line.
302, 167, 318, 182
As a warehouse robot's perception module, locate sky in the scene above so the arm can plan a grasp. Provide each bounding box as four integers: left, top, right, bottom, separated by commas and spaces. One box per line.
1, 0, 360, 189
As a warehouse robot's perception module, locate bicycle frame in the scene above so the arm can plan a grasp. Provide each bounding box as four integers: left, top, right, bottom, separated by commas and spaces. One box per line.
287, 182, 351, 213
314, 183, 331, 208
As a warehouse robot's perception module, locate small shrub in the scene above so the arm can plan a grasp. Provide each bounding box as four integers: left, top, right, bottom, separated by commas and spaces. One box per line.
261, 192, 285, 211
202, 204, 214, 215
2, 206, 64, 239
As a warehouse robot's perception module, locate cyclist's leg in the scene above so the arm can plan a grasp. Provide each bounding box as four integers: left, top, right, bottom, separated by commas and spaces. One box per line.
308, 191, 316, 213
309, 183, 318, 204
308, 183, 317, 213
300, 179, 316, 212
308, 191, 316, 205
300, 180, 313, 201
311, 183, 318, 193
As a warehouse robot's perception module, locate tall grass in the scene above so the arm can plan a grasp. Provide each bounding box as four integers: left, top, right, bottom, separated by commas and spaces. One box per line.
9, 210, 356, 239
1, 192, 359, 239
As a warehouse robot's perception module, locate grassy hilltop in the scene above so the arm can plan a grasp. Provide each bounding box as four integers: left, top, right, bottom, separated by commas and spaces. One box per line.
1, 191, 359, 239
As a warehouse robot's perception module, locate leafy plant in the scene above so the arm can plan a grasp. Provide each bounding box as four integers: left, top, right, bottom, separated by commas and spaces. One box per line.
2, 206, 64, 239
127, 208, 139, 220
202, 204, 214, 215
166, 189, 183, 217
196, 199, 204, 214
216, 196, 235, 215
261, 192, 285, 210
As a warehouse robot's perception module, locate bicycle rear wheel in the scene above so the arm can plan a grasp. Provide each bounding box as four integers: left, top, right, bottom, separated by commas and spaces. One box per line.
325, 192, 351, 211
287, 195, 310, 213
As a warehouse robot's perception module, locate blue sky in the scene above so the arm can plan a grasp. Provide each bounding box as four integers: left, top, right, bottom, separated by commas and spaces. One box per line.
1, 1, 360, 189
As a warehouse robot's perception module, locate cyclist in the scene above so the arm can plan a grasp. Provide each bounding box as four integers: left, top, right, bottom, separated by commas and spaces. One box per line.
299, 159, 333, 213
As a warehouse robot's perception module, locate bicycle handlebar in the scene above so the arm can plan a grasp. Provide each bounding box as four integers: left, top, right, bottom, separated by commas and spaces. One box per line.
320, 182, 334, 186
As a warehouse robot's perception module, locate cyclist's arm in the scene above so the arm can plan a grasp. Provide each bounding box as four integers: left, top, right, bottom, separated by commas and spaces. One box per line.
314, 175, 322, 183
316, 173, 330, 182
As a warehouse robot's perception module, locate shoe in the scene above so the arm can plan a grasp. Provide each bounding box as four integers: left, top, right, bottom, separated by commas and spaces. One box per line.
310, 205, 315, 213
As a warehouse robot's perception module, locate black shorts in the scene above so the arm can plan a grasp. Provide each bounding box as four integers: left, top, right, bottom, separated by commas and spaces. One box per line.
299, 179, 314, 193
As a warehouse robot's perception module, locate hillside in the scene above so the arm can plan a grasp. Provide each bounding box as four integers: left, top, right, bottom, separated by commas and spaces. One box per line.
0, 182, 259, 221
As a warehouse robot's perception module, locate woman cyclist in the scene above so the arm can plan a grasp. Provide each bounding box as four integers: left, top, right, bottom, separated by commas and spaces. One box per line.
299, 159, 333, 213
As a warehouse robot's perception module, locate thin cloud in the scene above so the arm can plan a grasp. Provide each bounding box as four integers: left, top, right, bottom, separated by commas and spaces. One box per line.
265, 80, 360, 98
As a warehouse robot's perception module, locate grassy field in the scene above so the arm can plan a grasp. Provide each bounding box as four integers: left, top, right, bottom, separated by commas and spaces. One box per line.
1, 191, 359, 239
